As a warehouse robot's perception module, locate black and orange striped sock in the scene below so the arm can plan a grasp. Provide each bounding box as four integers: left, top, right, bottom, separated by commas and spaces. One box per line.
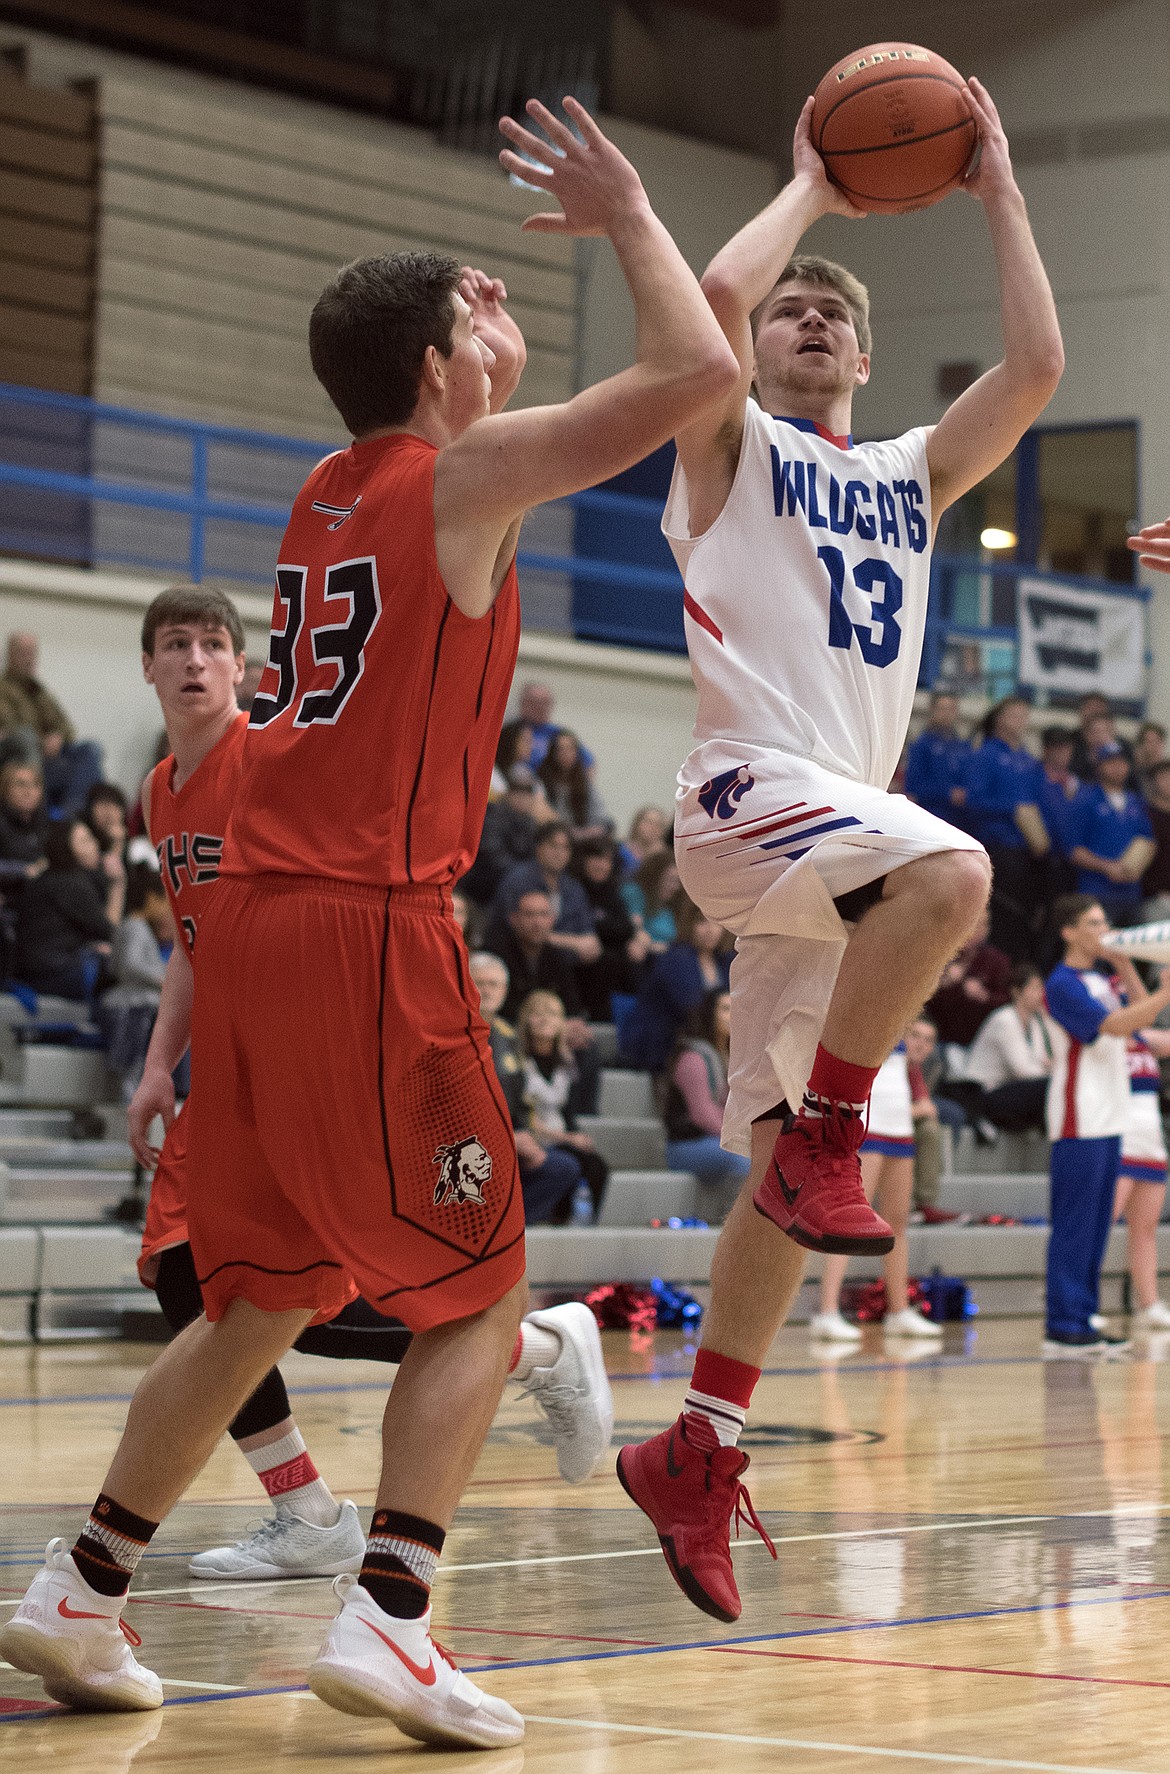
360, 1509, 445, 1620
71, 1493, 159, 1597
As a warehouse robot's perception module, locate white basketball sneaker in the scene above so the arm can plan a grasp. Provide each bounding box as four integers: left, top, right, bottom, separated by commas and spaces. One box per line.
308, 1575, 524, 1747
1133, 1300, 1170, 1331
809, 1310, 863, 1342
519, 1303, 614, 1484
884, 1306, 944, 1339
0, 1539, 162, 1711
189, 1498, 365, 1580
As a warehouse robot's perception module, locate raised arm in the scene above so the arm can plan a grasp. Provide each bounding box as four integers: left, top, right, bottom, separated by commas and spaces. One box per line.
434, 98, 738, 616
675, 97, 864, 512
1128, 519, 1170, 575
926, 80, 1064, 523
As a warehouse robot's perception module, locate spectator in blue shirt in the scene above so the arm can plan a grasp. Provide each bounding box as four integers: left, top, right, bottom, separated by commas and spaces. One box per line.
905, 690, 972, 826
1035, 725, 1082, 896
1067, 742, 1155, 927
618, 898, 731, 1073
962, 695, 1048, 959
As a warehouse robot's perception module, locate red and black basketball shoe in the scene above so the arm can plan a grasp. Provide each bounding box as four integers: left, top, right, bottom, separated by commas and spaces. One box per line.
754, 1107, 895, 1255
615, 1416, 775, 1622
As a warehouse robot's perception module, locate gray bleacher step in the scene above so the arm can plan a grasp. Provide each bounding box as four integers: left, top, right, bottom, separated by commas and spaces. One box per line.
598, 1069, 656, 1119
589, 1024, 619, 1066
938, 1173, 1049, 1220
2, 1167, 134, 1223
597, 1169, 698, 1228
525, 1223, 1170, 1290
0, 1109, 91, 1141
0, 1138, 134, 1170
951, 1128, 1050, 1175
576, 1115, 666, 1170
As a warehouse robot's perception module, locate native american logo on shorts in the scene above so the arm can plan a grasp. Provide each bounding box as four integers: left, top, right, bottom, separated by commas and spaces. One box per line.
432, 1136, 493, 1208
698, 764, 755, 820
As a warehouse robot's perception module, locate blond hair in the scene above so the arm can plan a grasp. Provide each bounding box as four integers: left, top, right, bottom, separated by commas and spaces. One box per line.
752, 254, 871, 355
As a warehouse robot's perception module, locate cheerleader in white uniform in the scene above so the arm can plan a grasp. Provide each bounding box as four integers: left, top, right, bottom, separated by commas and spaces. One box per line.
1113, 1033, 1170, 1330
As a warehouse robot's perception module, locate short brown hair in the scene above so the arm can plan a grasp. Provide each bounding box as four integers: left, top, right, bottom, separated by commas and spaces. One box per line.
141, 586, 245, 657
309, 251, 463, 437
752, 254, 872, 355
1053, 893, 1099, 937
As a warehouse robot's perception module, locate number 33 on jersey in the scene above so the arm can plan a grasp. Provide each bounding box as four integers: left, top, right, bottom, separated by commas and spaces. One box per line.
664, 402, 932, 793
225, 432, 521, 890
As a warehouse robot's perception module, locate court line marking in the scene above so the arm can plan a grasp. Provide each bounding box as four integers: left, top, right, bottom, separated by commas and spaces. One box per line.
3, 1505, 1165, 1605
523, 1713, 1145, 1772
3, 1587, 1169, 1733
0, 1351, 1111, 1410
715, 1645, 1170, 1691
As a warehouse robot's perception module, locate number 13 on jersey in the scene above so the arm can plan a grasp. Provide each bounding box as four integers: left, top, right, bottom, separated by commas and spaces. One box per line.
818, 543, 903, 669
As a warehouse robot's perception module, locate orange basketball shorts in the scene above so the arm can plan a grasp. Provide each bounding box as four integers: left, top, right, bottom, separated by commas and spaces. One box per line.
185, 874, 526, 1331
137, 1103, 191, 1288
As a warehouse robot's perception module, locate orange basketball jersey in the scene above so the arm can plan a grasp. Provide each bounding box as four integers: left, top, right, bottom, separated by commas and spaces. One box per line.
224, 433, 521, 888
149, 711, 249, 960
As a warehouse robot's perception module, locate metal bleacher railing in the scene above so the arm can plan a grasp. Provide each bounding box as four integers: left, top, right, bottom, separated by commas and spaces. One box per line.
0, 382, 1149, 699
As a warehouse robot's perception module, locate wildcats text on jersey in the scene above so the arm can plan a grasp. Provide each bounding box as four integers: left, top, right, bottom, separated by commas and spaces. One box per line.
769, 450, 928, 553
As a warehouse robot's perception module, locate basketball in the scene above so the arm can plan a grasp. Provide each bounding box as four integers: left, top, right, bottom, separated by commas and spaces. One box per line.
811, 42, 978, 214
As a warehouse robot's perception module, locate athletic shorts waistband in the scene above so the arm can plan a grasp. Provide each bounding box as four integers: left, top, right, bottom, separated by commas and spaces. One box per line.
226, 873, 451, 914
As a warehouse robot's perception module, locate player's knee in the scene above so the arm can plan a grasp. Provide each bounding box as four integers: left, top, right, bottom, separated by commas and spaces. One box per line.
905, 850, 991, 933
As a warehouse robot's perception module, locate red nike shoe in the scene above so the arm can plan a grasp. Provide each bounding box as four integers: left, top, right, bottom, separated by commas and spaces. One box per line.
754, 1109, 894, 1255
616, 1416, 775, 1622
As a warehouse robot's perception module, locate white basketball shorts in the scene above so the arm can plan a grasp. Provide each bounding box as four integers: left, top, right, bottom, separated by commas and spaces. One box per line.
675, 741, 987, 1156
1121, 1091, 1168, 1181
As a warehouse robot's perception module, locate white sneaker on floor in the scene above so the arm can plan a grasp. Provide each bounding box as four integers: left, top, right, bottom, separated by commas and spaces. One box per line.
809, 1311, 863, 1342
519, 1302, 614, 1484
1133, 1299, 1170, 1331
884, 1306, 944, 1340
188, 1499, 365, 1580
1089, 1313, 1108, 1333
0, 1539, 162, 1712
308, 1576, 524, 1747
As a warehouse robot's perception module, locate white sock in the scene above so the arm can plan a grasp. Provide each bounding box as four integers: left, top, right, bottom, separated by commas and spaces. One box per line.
682, 1386, 747, 1449
510, 1318, 562, 1383
241, 1425, 341, 1527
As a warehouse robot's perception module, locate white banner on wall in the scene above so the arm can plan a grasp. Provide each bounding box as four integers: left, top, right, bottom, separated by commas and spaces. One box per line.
1016, 576, 1147, 701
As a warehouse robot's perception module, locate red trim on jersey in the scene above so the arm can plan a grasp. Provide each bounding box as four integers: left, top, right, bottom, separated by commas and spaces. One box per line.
1061, 1043, 1082, 1140
683, 589, 723, 644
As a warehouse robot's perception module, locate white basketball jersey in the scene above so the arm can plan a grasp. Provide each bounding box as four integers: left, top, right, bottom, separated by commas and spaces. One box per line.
663, 401, 933, 790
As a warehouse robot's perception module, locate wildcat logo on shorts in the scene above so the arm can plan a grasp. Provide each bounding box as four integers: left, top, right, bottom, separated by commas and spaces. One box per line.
698, 764, 755, 820
432, 1136, 493, 1208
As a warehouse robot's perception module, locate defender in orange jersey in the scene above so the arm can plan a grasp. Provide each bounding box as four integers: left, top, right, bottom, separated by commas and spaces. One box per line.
3, 98, 737, 1743
132, 584, 614, 1585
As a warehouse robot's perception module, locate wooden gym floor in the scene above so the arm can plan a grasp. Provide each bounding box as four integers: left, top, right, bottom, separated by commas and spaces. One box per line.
3, 1317, 1170, 1772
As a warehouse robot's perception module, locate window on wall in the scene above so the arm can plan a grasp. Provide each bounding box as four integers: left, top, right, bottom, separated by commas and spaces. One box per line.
934, 422, 1138, 585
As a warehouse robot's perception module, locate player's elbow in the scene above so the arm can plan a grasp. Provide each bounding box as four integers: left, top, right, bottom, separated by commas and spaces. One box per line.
680, 338, 740, 406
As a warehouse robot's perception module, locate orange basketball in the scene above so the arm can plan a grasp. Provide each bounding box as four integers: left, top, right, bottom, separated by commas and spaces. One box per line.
811, 43, 978, 215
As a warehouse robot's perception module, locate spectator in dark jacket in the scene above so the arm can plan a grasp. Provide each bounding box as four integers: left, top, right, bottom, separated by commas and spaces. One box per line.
572, 835, 651, 1021
14, 818, 117, 1000
0, 760, 48, 888
537, 729, 609, 839
463, 764, 545, 907
492, 889, 583, 1023
619, 897, 731, 1072
1141, 759, 1170, 919
661, 988, 749, 1217
925, 907, 1012, 1049
487, 822, 600, 969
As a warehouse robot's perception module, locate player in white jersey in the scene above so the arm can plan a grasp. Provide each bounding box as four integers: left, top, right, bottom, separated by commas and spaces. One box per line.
618, 80, 1064, 1622
1114, 1032, 1170, 1332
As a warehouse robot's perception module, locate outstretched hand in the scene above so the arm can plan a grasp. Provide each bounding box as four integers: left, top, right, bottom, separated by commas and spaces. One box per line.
499, 96, 650, 236
959, 77, 1012, 202
1128, 519, 1170, 576
791, 95, 866, 220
